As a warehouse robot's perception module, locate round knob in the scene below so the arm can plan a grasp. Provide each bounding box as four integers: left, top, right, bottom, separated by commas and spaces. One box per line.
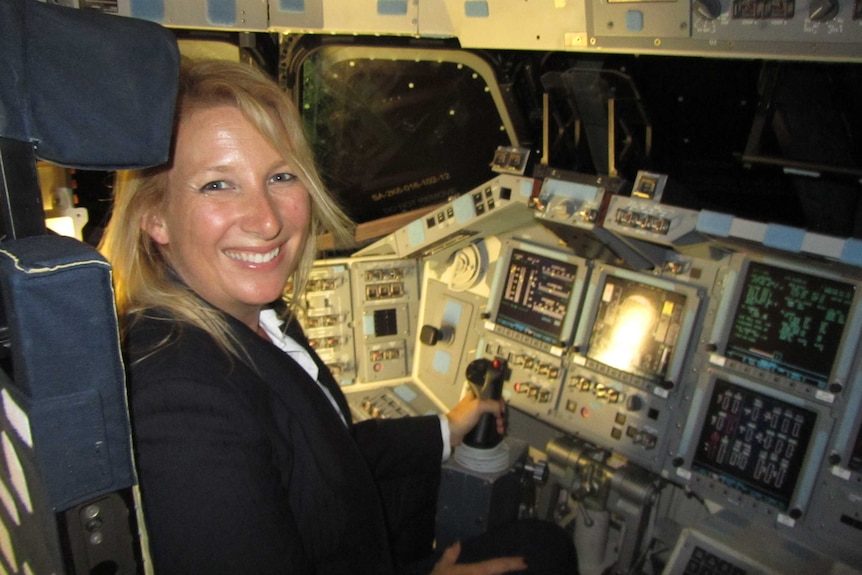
829, 382, 843, 394
789, 507, 803, 520
828, 452, 842, 466
626, 394, 644, 412
672, 456, 685, 467
526, 459, 550, 484
694, 0, 722, 19
809, 0, 839, 21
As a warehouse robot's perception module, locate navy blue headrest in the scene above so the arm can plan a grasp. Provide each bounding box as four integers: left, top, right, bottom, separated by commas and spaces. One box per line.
0, 0, 179, 170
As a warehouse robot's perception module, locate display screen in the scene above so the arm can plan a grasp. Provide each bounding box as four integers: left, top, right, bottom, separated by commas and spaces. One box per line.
586, 275, 688, 382
692, 378, 817, 511
725, 262, 855, 390
494, 248, 579, 346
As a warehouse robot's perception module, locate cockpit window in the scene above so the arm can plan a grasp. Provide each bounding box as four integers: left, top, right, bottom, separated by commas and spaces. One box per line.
297, 45, 515, 225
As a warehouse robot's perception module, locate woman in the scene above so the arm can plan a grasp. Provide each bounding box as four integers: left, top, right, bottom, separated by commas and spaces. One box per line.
100, 59, 574, 574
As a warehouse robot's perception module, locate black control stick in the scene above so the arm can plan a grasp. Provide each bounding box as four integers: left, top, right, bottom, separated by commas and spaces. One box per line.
463, 358, 508, 449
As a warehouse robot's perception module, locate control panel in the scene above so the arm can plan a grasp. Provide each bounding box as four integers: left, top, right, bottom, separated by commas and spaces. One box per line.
481, 331, 568, 423
296, 170, 862, 572
345, 382, 441, 422
355, 173, 538, 260
293, 257, 421, 386
296, 263, 356, 383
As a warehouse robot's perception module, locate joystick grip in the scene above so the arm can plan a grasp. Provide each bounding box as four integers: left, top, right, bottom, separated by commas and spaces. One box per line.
463, 358, 507, 449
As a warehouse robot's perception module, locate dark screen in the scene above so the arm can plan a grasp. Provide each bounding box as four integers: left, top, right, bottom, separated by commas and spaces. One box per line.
373, 308, 398, 337
692, 378, 817, 511
725, 262, 855, 389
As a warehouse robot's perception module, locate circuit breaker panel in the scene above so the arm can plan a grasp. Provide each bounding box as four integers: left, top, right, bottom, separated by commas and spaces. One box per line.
294, 257, 421, 388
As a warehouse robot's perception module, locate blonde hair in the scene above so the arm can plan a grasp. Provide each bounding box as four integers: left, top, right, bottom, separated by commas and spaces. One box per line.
99, 58, 354, 355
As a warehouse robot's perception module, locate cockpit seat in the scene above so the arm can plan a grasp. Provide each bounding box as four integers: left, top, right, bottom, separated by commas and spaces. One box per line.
0, 0, 178, 571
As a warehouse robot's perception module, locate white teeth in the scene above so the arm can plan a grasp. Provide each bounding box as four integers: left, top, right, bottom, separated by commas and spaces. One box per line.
226, 246, 280, 264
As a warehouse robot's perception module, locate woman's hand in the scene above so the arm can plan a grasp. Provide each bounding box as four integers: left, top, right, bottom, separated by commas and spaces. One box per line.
430, 542, 526, 575
445, 390, 506, 447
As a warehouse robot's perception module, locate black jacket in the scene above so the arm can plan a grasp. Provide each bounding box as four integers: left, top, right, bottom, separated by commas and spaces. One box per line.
125, 310, 443, 574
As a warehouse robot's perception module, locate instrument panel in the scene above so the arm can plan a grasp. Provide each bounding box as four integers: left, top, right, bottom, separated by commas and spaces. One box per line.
298, 168, 862, 573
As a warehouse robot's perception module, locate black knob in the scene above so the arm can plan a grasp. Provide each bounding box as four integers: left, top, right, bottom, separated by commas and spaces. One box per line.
626, 394, 644, 412
705, 343, 718, 352
828, 452, 842, 466
829, 382, 843, 394
525, 460, 550, 484
672, 456, 685, 467
420, 324, 453, 346
419, 325, 441, 346
789, 507, 803, 520
809, 0, 839, 21
694, 0, 722, 19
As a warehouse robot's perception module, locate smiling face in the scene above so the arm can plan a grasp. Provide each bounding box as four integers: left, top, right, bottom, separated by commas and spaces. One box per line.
143, 105, 311, 329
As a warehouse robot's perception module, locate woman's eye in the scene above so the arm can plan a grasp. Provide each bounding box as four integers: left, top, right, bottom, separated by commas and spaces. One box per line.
200, 180, 230, 192
270, 172, 296, 184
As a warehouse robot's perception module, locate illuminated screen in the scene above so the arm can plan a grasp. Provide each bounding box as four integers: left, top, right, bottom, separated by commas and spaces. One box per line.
494, 248, 579, 346
586, 275, 688, 382
692, 378, 816, 511
725, 262, 855, 390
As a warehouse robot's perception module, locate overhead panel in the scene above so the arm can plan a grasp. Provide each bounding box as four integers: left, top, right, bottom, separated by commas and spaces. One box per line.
269, 0, 324, 29
588, 0, 692, 40
110, 0, 862, 61
363, 0, 862, 61
690, 0, 862, 46
126, 0, 268, 30
270, 0, 419, 34
585, 0, 862, 60
420, 0, 590, 51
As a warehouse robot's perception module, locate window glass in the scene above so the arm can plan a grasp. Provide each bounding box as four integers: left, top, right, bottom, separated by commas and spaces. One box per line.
300, 46, 513, 224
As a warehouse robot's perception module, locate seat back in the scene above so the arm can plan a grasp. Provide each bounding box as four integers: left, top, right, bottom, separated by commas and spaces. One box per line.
0, 235, 137, 573
0, 1, 178, 571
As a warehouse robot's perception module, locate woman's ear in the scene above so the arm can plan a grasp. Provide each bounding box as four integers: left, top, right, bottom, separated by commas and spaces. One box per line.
142, 211, 170, 245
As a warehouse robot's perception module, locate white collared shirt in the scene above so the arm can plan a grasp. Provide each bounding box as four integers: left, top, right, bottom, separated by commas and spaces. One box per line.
259, 308, 347, 426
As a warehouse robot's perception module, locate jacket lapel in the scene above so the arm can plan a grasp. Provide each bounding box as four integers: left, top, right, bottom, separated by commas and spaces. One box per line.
229, 314, 352, 439
222, 314, 393, 570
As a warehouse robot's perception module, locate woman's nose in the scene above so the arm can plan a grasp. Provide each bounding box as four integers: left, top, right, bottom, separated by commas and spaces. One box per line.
241, 188, 283, 239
